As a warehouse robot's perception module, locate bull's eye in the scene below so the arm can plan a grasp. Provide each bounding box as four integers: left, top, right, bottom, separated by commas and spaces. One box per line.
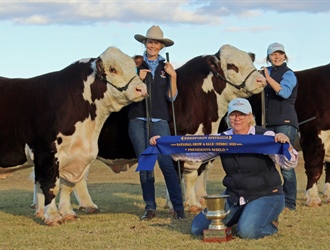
109, 67, 117, 74
227, 63, 239, 73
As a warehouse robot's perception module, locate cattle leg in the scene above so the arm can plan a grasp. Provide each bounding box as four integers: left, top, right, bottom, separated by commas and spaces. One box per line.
33, 178, 61, 224
182, 161, 205, 213
183, 170, 200, 212
195, 162, 213, 207
302, 137, 324, 207
58, 178, 78, 221
323, 162, 330, 204
164, 188, 174, 213
42, 179, 63, 226
73, 175, 99, 214
33, 183, 45, 219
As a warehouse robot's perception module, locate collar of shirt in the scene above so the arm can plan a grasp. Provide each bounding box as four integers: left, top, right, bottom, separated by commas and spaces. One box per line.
223, 126, 275, 136
143, 53, 165, 77
224, 126, 255, 135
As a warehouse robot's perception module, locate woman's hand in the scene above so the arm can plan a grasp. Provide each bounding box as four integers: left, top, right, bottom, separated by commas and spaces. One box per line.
261, 66, 270, 79
164, 62, 176, 78
139, 69, 151, 80
275, 133, 293, 151
149, 135, 161, 145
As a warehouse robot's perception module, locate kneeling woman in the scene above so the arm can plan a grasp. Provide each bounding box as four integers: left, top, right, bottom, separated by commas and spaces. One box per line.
149, 98, 298, 239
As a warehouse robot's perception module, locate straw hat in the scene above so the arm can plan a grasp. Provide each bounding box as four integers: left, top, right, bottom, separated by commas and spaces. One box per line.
134, 25, 174, 47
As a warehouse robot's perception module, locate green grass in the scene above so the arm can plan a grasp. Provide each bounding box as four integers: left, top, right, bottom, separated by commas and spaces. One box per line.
1, 154, 330, 250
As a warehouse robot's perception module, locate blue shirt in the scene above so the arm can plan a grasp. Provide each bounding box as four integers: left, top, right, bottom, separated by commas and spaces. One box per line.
267, 66, 297, 99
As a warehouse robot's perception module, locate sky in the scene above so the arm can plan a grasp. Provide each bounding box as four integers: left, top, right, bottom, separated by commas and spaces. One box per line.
1, 0, 330, 78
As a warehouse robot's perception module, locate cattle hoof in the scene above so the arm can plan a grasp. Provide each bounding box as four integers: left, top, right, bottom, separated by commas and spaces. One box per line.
188, 205, 203, 214
306, 200, 322, 207
45, 220, 63, 226
79, 206, 99, 214
30, 203, 36, 209
34, 209, 45, 219
183, 202, 190, 208
167, 208, 175, 215
62, 214, 78, 221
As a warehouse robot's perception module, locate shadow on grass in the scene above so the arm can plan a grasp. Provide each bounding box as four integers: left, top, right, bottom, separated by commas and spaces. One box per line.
0, 182, 168, 223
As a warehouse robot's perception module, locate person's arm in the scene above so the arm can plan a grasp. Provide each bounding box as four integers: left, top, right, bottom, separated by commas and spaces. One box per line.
276, 71, 297, 98
263, 67, 282, 93
268, 132, 298, 170
263, 68, 297, 98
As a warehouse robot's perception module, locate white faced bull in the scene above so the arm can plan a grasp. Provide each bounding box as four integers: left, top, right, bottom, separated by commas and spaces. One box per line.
0, 47, 147, 225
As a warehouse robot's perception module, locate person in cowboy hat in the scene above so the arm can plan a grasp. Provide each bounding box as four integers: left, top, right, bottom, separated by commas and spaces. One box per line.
127, 25, 185, 220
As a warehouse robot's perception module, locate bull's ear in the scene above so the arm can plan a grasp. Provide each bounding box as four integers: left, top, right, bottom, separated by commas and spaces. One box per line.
213, 50, 220, 60
248, 52, 256, 63
96, 57, 105, 76
207, 55, 221, 76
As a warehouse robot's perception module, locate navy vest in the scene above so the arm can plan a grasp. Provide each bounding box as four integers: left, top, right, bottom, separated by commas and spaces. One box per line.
220, 126, 284, 205
264, 63, 299, 129
127, 60, 170, 121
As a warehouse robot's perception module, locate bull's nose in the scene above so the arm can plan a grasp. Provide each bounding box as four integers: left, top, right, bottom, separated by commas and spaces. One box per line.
257, 77, 267, 86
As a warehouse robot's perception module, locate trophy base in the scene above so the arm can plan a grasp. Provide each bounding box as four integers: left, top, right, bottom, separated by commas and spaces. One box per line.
203, 227, 234, 243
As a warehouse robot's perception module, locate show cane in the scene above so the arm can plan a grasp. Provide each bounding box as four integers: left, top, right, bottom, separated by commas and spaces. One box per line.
166, 52, 184, 198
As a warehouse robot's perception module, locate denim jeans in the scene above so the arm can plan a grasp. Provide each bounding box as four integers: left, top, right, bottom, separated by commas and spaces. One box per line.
267, 125, 297, 210
128, 118, 183, 212
191, 195, 285, 239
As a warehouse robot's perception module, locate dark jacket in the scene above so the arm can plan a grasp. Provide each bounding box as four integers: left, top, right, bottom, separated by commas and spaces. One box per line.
265, 63, 299, 129
127, 60, 170, 121
220, 126, 284, 205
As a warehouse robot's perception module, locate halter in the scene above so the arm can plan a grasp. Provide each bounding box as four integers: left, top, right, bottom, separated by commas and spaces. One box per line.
214, 69, 257, 92
96, 75, 137, 92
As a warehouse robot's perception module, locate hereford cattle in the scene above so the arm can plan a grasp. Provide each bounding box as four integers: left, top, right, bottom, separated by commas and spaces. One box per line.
0, 47, 147, 225
295, 64, 330, 206
60, 44, 266, 214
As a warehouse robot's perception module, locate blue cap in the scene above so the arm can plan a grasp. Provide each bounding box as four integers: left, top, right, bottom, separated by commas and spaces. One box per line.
228, 98, 252, 115
267, 42, 285, 55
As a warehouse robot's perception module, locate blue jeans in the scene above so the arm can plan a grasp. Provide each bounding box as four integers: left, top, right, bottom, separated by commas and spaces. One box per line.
128, 118, 183, 212
267, 125, 297, 210
191, 195, 285, 239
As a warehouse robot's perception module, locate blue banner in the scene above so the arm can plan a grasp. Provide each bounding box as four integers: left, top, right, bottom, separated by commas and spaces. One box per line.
136, 134, 290, 171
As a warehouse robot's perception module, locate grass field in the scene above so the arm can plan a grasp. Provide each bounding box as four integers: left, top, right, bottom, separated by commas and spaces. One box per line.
1, 153, 330, 250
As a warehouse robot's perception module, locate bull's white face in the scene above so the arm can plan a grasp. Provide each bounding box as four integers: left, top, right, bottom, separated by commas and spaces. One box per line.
220, 44, 266, 97
97, 47, 147, 112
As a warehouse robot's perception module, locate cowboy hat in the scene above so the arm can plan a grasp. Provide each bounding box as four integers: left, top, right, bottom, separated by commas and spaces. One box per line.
134, 25, 174, 47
